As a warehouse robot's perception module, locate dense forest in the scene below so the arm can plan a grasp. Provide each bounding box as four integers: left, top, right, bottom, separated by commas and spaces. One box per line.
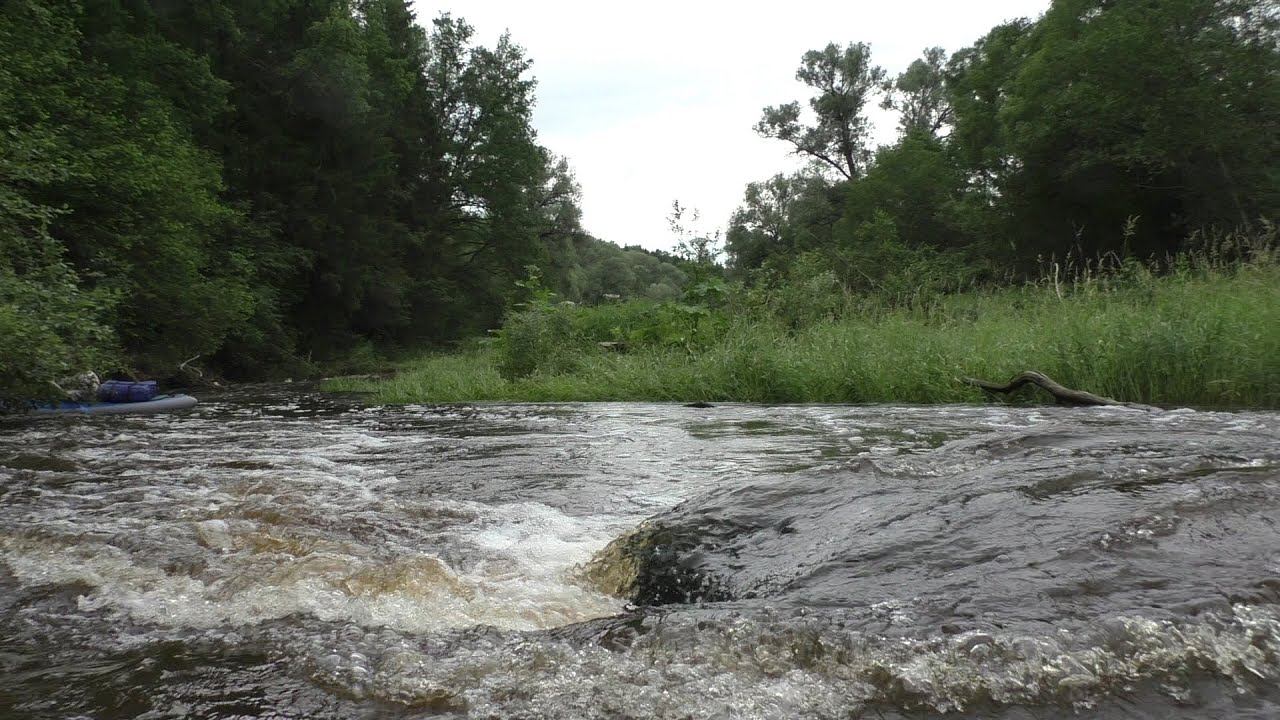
2, 0, 1278, 404
730, 0, 1278, 292
0, 0, 687, 401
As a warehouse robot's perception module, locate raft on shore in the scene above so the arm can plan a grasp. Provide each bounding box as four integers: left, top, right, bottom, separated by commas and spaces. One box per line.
32, 394, 198, 416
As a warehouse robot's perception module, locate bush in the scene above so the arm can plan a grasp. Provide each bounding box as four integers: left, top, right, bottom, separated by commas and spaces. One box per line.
495, 303, 582, 380
0, 256, 118, 405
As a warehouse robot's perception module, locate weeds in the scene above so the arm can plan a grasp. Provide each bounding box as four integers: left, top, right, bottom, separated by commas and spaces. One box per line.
326, 230, 1279, 407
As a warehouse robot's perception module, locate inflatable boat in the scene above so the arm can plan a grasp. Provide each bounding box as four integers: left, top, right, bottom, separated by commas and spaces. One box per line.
32, 394, 198, 416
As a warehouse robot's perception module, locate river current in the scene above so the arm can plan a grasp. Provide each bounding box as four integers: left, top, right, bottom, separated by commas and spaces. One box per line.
1, 389, 1277, 718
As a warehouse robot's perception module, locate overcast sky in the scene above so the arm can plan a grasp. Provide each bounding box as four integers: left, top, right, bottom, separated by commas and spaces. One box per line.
413, 1, 1050, 251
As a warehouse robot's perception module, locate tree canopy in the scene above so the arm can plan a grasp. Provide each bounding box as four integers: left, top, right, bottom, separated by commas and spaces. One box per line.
0, 0, 686, 401
756, 42, 886, 180
733, 0, 1279, 285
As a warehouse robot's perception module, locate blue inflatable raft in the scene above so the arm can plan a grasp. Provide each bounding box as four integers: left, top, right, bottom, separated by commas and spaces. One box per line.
33, 394, 198, 416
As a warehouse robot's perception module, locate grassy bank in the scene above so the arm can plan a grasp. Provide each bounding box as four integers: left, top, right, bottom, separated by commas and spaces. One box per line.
325, 256, 1279, 408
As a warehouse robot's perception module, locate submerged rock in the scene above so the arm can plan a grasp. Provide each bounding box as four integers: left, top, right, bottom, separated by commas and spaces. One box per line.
579, 520, 729, 605
194, 519, 236, 551
0, 453, 79, 473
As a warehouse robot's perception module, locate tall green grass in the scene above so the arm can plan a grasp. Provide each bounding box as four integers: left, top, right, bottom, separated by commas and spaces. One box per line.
325, 242, 1279, 407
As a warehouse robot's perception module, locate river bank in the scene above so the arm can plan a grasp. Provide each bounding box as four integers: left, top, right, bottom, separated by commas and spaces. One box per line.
324, 260, 1279, 408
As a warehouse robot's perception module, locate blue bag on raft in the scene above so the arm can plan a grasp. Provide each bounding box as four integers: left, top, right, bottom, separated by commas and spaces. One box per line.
97, 380, 158, 403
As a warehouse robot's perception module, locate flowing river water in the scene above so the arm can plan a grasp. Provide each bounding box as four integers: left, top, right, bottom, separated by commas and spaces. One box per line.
1, 388, 1278, 718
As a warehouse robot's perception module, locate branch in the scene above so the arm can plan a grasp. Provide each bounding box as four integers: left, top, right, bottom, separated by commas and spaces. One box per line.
961, 371, 1158, 411
792, 143, 851, 180
178, 354, 203, 378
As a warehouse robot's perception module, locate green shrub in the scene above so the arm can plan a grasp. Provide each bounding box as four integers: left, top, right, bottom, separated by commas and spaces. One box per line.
0, 256, 118, 405
495, 304, 582, 380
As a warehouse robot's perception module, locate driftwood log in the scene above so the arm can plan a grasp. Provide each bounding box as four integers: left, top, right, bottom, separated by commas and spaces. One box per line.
962, 371, 1158, 411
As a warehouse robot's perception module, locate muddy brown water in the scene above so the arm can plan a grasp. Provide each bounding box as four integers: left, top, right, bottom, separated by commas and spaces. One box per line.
1, 387, 1277, 718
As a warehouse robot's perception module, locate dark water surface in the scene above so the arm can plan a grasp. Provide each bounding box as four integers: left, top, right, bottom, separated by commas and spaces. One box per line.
1, 388, 1277, 718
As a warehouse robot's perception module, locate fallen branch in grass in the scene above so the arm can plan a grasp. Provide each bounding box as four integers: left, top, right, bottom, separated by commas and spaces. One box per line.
961, 371, 1159, 410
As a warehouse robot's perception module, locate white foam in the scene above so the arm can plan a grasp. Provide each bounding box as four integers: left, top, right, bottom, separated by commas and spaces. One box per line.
0, 528, 622, 633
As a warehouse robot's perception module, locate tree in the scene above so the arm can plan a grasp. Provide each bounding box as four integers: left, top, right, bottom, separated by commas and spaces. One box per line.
414, 17, 546, 327
882, 47, 953, 137
945, 20, 1035, 198
535, 154, 594, 299
953, 0, 1280, 260
838, 132, 970, 252
756, 43, 886, 180
1, 0, 256, 375
667, 201, 723, 280
726, 172, 832, 274
0, 3, 119, 401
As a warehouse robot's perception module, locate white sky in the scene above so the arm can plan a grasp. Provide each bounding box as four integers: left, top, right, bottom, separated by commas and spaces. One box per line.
414, 1, 1050, 251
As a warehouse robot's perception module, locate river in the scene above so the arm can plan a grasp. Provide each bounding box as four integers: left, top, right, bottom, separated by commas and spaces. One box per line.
1, 388, 1277, 718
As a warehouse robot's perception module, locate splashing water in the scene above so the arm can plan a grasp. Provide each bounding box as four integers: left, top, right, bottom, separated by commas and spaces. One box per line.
1, 388, 1277, 718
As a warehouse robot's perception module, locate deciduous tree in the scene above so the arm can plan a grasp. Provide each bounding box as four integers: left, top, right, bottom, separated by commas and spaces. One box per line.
756, 43, 886, 180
